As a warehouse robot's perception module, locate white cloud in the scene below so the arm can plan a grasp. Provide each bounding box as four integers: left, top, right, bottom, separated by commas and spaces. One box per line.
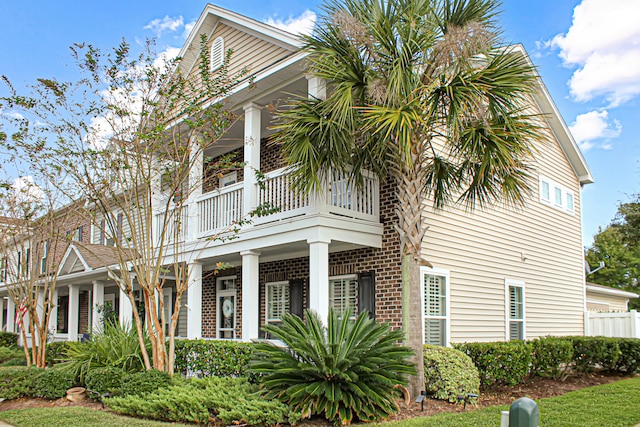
549, 0, 640, 106
264, 10, 316, 35
1, 110, 25, 120
569, 110, 622, 151
153, 46, 181, 70
182, 21, 196, 40
144, 15, 184, 37
11, 176, 44, 205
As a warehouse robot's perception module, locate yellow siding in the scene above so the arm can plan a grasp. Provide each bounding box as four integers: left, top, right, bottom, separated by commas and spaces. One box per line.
186, 23, 293, 86
586, 292, 629, 312
421, 112, 585, 343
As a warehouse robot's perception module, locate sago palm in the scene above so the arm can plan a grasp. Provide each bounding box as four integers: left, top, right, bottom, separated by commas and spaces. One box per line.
250, 309, 415, 425
273, 0, 542, 395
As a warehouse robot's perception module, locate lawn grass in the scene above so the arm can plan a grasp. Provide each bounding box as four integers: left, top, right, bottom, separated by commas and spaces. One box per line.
1, 378, 639, 426
378, 377, 640, 427
0, 406, 189, 427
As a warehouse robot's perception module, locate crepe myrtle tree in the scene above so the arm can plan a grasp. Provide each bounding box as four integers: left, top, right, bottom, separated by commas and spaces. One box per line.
0, 36, 268, 373
0, 168, 82, 367
273, 0, 543, 396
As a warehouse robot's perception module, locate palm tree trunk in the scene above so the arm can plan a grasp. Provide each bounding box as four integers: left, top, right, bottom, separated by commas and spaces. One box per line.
394, 155, 428, 399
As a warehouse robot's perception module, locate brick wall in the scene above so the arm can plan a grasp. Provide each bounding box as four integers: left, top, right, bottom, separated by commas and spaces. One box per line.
79, 290, 90, 334
260, 140, 285, 173
201, 266, 243, 338
203, 148, 244, 193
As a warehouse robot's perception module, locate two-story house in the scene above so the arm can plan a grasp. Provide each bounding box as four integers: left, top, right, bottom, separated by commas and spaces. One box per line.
1, 4, 592, 346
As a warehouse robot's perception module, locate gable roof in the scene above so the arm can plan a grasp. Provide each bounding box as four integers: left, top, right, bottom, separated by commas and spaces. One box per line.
178, 4, 303, 79
512, 45, 594, 185
58, 243, 120, 276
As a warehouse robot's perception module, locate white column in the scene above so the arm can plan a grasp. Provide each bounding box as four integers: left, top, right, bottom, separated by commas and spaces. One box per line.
48, 289, 58, 334
119, 286, 134, 328
186, 262, 202, 339
243, 103, 262, 218
6, 297, 15, 333
241, 250, 260, 341
68, 285, 80, 341
92, 281, 105, 331
307, 75, 327, 100
0, 297, 5, 331
187, 150, 204, 241
308, 238, 331, 326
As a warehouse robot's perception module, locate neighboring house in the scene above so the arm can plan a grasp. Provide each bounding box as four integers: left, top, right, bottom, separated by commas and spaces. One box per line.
1, 5, 593, 345
586, 282, 638, 312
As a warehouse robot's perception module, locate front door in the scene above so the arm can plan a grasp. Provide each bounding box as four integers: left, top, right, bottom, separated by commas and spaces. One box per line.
217, 276, 236, 339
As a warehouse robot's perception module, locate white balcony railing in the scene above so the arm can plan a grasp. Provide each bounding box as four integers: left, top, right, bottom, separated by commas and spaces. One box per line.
194, 167, 379, 238
155, 205, 189, 244
197, 183, 243, 235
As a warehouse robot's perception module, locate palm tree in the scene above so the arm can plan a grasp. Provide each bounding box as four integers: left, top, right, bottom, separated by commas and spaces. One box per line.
273, 0, 542, 396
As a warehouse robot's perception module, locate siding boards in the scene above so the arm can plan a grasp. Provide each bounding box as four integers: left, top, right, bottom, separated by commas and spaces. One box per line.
422, 104, 585, 342
186, 23, 292, 90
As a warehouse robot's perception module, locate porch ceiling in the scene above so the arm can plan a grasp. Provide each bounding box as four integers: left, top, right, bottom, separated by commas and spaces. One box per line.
199, 239, 372, 270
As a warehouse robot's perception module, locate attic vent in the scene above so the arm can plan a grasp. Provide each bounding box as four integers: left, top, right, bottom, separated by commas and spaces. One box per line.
210, 36, 224, 71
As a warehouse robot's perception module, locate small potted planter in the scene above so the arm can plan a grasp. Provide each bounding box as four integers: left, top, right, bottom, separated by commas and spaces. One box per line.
66, 387, 87, 402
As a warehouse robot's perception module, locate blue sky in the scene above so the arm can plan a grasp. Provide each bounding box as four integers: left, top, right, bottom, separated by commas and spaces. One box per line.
1, 0, 638, 246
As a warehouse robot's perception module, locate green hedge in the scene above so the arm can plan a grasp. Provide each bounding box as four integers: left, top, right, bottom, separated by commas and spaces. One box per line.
85, 367, 126, 396
0, 332, 19, 348
455, 341, 532, 388
46, 341, 72, 366
571, 336, 621, 373
173, 339, 254, 377
0, 347, 25, 365
0, 366, 77, 400
121, 369, 172, 397
456, 336, 640, 389
0, 367, 39, 399
423, 345, 480, 403
530, 336, 573, 380
615, 338, 640, 373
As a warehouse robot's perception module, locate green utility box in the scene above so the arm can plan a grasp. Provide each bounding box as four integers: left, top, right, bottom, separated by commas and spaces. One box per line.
509, 397, 539, 427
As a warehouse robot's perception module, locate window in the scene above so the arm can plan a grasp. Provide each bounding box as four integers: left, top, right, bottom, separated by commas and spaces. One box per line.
329, 275, 357, 318
0, 258, 6, 282
40, 240, 49, 274
24, 249, 30, 276
421, 267, 450, 346
67, 227, 82, 242
554, 187, 563, 206
539, 176, 575, 214
506, 279, 525, 341
265, 281, 290, 325
219, 171, 237, 187
540, 180, 550, 202
210, 37, 224, 71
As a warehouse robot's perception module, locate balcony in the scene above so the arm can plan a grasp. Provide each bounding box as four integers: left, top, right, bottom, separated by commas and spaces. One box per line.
195, 167, 379, 239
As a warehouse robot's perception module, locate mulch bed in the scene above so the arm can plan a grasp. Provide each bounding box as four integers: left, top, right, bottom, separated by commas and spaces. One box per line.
0, 373, 631, 425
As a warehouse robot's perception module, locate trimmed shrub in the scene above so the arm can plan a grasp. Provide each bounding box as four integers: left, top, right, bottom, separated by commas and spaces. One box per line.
0, 332, 19, 348
85, 367, 125, 396
0, 367, 40, 399
571, 336, 621, 373
0, 347, 25, 365
615, 338, 640, 374
530, 336, 573, 380
423, 345, 480, 403
107, 377, 296, 426
250, 309, 415, 425
46, 341, 72, 366
32, 368, 76, 399
455, 341, 532, 388
120, 369, 172, 397
174, 339, 254, 377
